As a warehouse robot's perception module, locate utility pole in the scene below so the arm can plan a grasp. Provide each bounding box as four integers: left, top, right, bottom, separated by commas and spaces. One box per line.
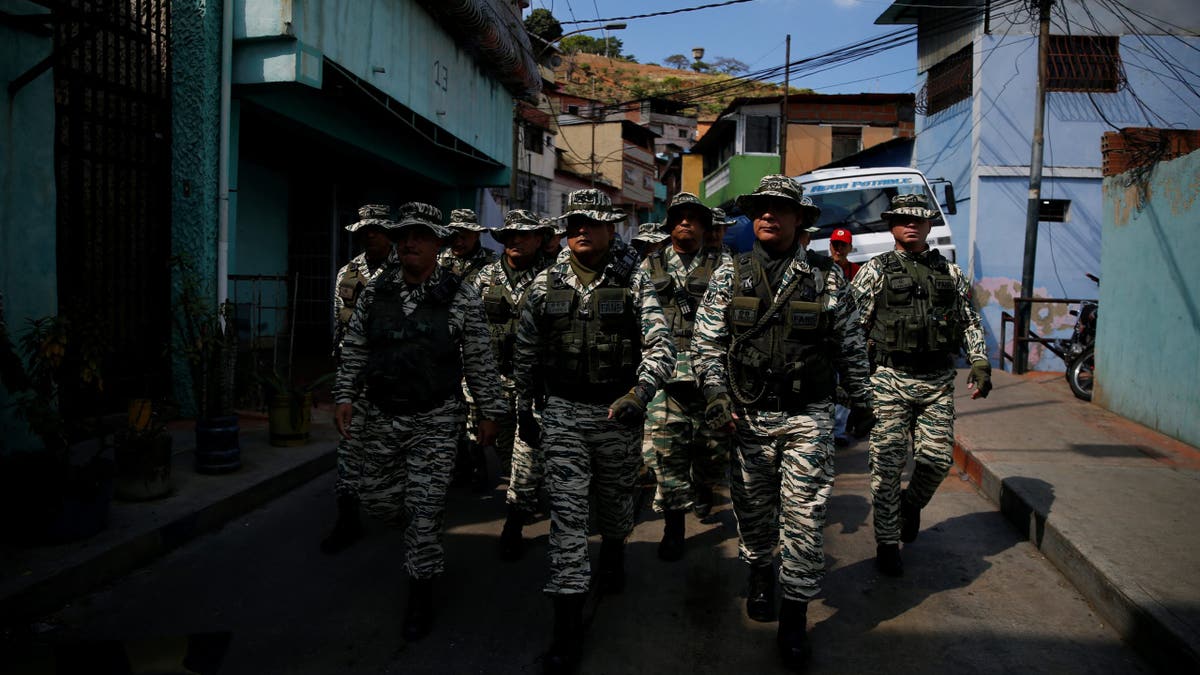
780, 34, 791, 174
511, 102, 520, 208
1016, 0, 1053, 374
590, 75, 597, 187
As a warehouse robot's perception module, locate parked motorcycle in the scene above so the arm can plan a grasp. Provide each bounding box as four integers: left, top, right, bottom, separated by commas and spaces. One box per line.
1056, 274, 1099, 401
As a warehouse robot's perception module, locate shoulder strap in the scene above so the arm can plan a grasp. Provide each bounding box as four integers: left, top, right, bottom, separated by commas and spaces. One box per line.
427, 270, 463, 305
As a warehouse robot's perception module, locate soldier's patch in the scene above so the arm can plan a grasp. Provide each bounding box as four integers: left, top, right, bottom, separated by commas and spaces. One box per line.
934, 278, 954, 292
545, 300, 571, 315
888, 276, 913, 292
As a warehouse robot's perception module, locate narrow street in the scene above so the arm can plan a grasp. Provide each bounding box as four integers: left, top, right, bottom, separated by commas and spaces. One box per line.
35, 439, 1147, 674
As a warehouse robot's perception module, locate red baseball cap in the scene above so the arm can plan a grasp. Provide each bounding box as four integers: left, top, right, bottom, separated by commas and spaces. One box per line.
830, 228, 852, 244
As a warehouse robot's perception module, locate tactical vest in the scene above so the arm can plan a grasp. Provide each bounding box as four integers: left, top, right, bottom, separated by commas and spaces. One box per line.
869, 250, 962, 364
726, 252, 837, 411
336, 267, 366, 326
363, 271, 464, 415
537, 262, 640, 405
480, 266, 530, 376
646, 249, 720, 351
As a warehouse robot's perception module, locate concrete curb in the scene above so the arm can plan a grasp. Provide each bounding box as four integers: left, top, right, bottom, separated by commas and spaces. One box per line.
1, 446, 335, 623
953, 439, 1200, 672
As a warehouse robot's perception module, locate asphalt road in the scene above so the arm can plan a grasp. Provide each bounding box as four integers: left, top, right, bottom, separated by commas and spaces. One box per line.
31, 439, 1149, 674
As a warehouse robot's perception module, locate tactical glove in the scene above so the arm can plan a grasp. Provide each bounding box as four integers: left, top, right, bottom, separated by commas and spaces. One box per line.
846, 404, 877, 438
968, 360, 993, 399
704, 390, 734, 430
517, 407, 542, 447
610, 384, 652, 426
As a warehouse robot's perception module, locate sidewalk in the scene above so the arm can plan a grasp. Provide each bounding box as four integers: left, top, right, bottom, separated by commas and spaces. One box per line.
0, 411, 339, 623
952, 368, 1200, 672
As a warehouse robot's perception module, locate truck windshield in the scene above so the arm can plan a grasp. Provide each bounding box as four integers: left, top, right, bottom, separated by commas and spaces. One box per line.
805, 178, 935, 238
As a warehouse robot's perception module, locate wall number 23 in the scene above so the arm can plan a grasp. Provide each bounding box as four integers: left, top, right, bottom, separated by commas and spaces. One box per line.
433, 60, 449, 92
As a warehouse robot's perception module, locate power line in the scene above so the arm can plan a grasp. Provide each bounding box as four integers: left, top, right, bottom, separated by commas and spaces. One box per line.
560, 0, 756, 25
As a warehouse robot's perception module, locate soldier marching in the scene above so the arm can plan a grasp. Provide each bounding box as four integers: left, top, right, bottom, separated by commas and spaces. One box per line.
321, 179, 994, 674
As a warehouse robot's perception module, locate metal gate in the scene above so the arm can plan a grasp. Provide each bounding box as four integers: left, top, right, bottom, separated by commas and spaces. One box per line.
51, 0, 172, 408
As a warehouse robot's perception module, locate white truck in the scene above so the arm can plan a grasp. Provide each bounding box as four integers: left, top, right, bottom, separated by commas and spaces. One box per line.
796, 166, 958, 264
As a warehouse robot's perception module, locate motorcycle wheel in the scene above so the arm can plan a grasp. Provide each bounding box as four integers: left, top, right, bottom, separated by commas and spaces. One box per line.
1066, 347, 1095, 402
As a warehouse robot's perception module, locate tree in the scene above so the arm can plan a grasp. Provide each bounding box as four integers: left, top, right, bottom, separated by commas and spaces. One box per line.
560, 35, 625, 59
524, 8, 562, 43
711, 57, 749, 75
664, 54, 690, 70
690, 60, 711, 73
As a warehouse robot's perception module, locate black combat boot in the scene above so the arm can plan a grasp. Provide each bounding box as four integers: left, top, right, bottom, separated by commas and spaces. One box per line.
543, 593, 586, 674
658, 510, 686, 562
596, 537, 626, 594
746, 563, 776, 622
693, 484, 714, 519
402, 578, 435, 641
876, 543, 903, 577
777, 598, 812, 671
320, 494, 363, 555
499, 506, 529, 561
900, 489, 922, 543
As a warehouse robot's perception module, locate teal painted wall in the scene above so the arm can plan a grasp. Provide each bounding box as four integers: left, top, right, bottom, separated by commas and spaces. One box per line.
701, 155, 780, 208
170, 0, 223, 413
1096, 150, 1200, 447
231, 157, 290, 338
236, 0, 513, 165
0, 2, 57, 450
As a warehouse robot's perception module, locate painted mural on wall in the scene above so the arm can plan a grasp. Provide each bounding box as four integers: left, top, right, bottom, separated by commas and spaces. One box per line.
974, 277, 1074, 369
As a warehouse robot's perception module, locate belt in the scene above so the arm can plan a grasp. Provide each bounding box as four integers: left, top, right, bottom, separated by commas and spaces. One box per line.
878, 351, 953, 374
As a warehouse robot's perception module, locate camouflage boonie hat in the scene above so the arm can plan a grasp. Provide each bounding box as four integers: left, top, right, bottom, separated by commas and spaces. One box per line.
393, 202, 450, 238
633, 222, 669, 244
710, 207, 737, 227
446, 208, 488, 232
554, 188, 626, 223
545, 217, 567, 237
735, 174, 821, 223
661, 192, 713, 232
881, 193, 942, 222
492, 209, 553, 241
345, 203, 396, 232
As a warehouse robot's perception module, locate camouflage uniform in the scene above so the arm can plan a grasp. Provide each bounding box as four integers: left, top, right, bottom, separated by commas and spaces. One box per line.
850, 242, 986, 547
334, 257, 505, 580
474, 211, 554, 508
330, 206, 396, 504
692, 180, 870, 603
513, 233, 674, 596
641, 245, 732, 513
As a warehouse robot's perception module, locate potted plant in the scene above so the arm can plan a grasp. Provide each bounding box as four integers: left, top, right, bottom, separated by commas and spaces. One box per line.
0, 297, 114, 545
113, 398, 175, 500
173, 258, 241, 473
258, 370, 334, 447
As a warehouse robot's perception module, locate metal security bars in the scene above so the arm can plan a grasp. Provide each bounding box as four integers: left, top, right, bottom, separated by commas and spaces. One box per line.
1047, 35, 1122, 92
919, 45, 972, 116
52, 0, 173, 407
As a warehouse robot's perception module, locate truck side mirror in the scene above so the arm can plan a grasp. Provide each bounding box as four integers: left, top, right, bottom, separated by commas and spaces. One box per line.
943, 184, 957, 215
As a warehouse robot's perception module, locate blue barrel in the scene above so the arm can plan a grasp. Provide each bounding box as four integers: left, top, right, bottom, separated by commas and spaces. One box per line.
195, 415, 241, 473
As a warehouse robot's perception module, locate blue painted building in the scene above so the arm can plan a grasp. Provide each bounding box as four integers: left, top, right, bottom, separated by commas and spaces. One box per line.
877, 0, 1200, 369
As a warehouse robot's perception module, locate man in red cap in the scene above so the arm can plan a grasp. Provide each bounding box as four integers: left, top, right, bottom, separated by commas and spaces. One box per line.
828, 227, 860, 282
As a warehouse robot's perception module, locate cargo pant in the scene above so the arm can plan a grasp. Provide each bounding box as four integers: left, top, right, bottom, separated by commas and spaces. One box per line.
730, 400, 836, 601
542, 396, 642, 595
334, 397, 371, 497
645, 385, 730, 512
869, 365, 956, 545
355, 397, 464, 580
499, 377, 544, 508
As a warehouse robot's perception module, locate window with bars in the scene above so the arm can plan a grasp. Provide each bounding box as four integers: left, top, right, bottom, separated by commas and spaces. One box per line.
523, 122, 544, 153
922, 45, 973, 115
744, 115, 778, 153
1048, 35, 1121, 92
831, 127, 863, 162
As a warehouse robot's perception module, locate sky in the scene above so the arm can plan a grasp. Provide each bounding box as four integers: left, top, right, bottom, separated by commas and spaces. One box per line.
528, 0, 922, 95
